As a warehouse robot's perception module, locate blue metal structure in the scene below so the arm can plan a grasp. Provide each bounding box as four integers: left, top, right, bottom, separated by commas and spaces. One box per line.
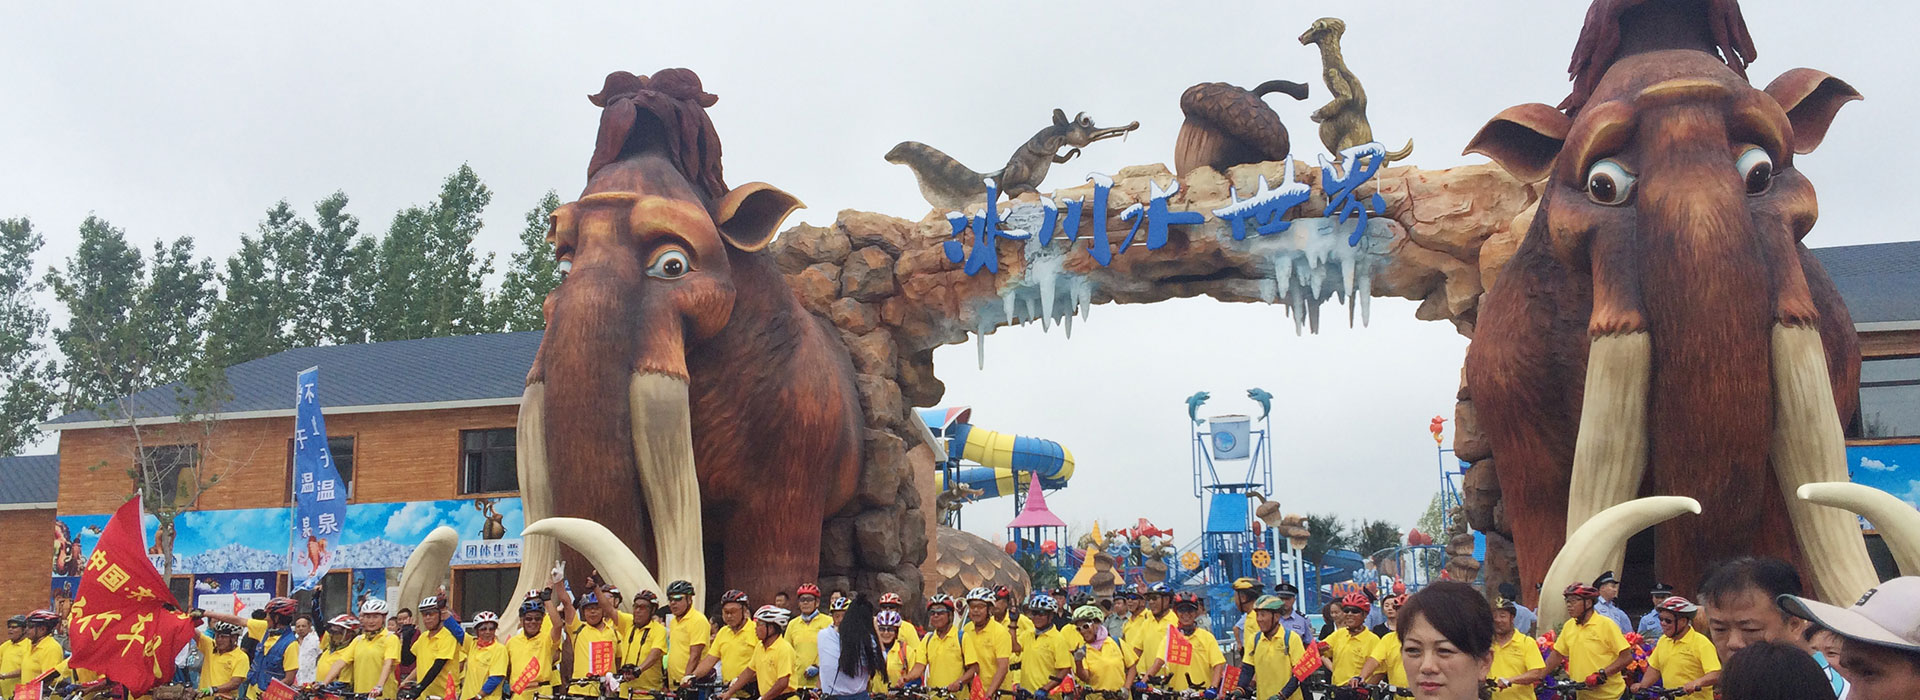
1178, 390, 1284, 640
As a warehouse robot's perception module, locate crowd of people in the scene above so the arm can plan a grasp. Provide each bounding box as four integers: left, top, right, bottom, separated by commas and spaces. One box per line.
0, 559, 1917, 700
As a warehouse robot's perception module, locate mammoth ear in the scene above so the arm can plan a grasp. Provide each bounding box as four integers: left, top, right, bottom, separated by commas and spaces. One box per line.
715, 182, 804, 252
1464, 103, 1571, 183
1053, 108, 1068, 126
1765, 69, 1861, 154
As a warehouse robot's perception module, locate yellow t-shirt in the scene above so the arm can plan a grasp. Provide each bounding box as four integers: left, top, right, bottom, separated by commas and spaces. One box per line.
1126, 611, 1176, 664
621, 619, 668, 692
17, 638, 65, 686
784, 613, 832, 689
1487, 632, 1545, 700
922, 626, 973, 688
747, 636, 795, 690
346, 630, 404, 698
411, 627, 462, 698
570, 621, 622, 680
1073, 638, 1137, 692
1241, 610, 1259, 649
0, 637, 29, 699
1018, 626, 1073, 691
965, 619, 1014, 691
196, 634, 250, 696
1552, 614, 1629, 700
666, 610, 711, 684
896, 620, 924, 658
1647, 629, 1720, 700
1368, 631, 1407, 687
506, 623, 561, 700
873, 637, 926, 693
1248, 628, 1309, 700
1323, 628, 1379, 685
1154, 628, 1224, 691
460, 639, 511, 700
1004, 615, 1037, 651
318, 642, 356, 688
708, 623, 757, 682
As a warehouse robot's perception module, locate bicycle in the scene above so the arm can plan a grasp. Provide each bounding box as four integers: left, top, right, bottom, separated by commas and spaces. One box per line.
1536, 677, 1591, 700
1631, 687, 1695, 699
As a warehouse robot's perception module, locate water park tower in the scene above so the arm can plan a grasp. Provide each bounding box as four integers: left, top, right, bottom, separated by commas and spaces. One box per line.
1180, 389, 1288, 619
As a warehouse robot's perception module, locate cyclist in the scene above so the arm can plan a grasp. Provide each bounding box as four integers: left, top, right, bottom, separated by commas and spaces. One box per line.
506, 590, 563, 700
1015, 595, 1071, 699
322, 598, 401, 698
1323, 593, 1379, 685
620, 590, 667, 695
1630, 597, 1720, 699
1638, 583, 1675, 638
829, 597, 851, 628
1269, 583, 1314, 642
0, 615, 28, 699
1067, 604, 1135, 695
406, 596, 462, 700
664, 580, 710, 688
315, 615, 358, 690
717, 606, 794, 700
788, 584, 831, 690
921, 595, 971, 693
561, 584, 624, 686
991, 586, 1032, 654
1244, 596, 1309, 700
1139, 593, 1223, 695
1229, 578, 1261, 655
872, 611, 926, 694
1486, 597, 1546, 700
195, 621, 250, 699
461, 611, 510, 700
959, 587, 1013, 697
875, 593, 922, 658
1356, 594, 1409, 690
689, 590, 756, 687
202, 597, 303, 695
1543, 583, 1632, 700
1125, 584, 1176, 667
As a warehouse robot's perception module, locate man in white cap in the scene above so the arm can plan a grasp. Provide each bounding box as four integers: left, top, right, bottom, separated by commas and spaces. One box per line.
1777, 577, 1920, 700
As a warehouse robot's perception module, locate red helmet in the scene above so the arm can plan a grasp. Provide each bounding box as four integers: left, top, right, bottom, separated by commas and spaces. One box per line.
635, 590, 659, 607
796, 584, 821, 598
720, 589, 750, 605
1170, 592, 1202, 609
24, 610, 58, 627
1563, 583, 1600, 599
1655, 596, 1699, 615
993, 585, 1012, 600
265, 597, 300, 617
878, 592, 903, 607
1340, 592, 1371, 613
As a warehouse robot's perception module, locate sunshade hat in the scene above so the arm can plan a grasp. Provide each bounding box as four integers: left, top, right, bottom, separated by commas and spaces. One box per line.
1777, 576, 1920, 654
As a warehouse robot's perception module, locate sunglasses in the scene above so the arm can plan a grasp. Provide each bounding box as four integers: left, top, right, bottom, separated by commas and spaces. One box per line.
1075, 621, 1099, 628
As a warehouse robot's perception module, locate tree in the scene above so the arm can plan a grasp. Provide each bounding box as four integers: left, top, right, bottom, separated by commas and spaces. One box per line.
49, 216, 151, 412
205, 235, 286, 368
1355, 519, 1404, 558
1302, 513, 1351, 569
1415, 493, 1445, 539
307, 192, 370, 345
492, 191, 563, 331
370, 165, 496, 341
0, 218, 55, 455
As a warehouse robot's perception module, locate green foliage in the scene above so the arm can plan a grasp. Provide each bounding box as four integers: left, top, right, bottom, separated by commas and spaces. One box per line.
492, 191, 564, 332
1415, 493, 1445, 539
1302, 513, 1350, 569
0, 218, 55, 455
206, 194, 377, 366
1017, 551, 1062, 591
1355, 519, 1403, 558
205, 235, 287, 368
370, 165, 496, 341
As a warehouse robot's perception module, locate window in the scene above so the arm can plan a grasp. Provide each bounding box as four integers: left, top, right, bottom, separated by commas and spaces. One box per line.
1855, 356, 1920, 438
137, 444, 199, 508
286, 437, 356, 502
461, 429, 518, 494
456, 568, 516, 619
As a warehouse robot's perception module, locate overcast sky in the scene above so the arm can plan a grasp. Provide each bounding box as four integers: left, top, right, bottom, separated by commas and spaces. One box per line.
5, 2, 1914, 545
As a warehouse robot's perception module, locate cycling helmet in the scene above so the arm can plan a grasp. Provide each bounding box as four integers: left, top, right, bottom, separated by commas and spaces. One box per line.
6, 615, 24, 626
1025, 594, 1059, 614
965, 587, 996, 604
417, 595, 444, 611
1072, 605, 1105, 623
753, 605, 791, 627
265, 597, 300, 617
1253, 595, 1284, 612
926, 594, 957, 611
470, 611, 500, 627
211, 621, 244, 636
877, 592, 904, 607
719, 589, 750, 606
1562, 583, 1600, 599
829, 597, 851, 612
1655, 596, 1699, 615
1493, 598, 1517, 613
666, 580, 696, 598
1119, 584, 1140, 599
634, 590, 659, 607
327, 614, 358, 630
875, 610, 903, 627
1170, 592, 1202, 610
1146, 583, 1171, 596
579, 592, 600, 606
1231, 578, 1260, 592
25, 610, 59, 627
796, 584, 821, 598
603, 585, 621, 597
992, 585, 1012, 600
1340, 592, 1371, 613
519, 598, 545, 616
360, 599, 389, 615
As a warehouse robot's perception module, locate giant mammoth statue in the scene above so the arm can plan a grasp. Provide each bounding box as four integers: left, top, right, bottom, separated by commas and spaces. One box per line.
1463, 0, 1875, 606
506, 69, 864, 606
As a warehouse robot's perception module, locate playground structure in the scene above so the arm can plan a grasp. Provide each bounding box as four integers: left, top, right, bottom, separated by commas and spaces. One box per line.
1171, 390, 1290, 637
919, 407, 1077, 581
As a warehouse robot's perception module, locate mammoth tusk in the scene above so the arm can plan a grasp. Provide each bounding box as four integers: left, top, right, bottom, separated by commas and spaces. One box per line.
1771, 324, 1879, 603
1539, 496, 1700, 632
1796, 482, 1920, 577
630, 373, 706, 599
523, 517, 663, 604
1565, 332, 1653, 577
503, 382, 553, 636
396, 526, 459, 614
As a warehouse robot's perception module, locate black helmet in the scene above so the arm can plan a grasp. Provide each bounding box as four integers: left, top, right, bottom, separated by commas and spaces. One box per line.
666, 580, 696, 598
6, 615, 24, 627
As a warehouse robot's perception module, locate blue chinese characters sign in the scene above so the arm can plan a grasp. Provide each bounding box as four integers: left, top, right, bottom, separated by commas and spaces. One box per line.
290, 367, 346, 591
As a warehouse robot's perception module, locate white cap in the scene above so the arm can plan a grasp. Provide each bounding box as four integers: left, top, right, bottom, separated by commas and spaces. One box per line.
1778, 576, 1920, 654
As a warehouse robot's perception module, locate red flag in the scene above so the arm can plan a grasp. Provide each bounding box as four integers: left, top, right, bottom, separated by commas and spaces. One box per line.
1162, 626, 1194, 667
12, 670, 52, 700
1219, 666, 1241, 693
67, 497, 198, 695
1291, 641, 1324, 681
512, 655, 545, 694
260, 679, 300, 700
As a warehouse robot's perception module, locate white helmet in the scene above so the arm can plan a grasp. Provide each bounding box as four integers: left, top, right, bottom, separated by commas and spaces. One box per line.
965, 587, 996, 604
470, 611, 500, 627
754, 605, 791, 628
360, 598, 389, 615
875, 610, 903, 627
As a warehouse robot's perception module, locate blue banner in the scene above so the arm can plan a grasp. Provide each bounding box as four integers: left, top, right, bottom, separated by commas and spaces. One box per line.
290, 367, 346, 591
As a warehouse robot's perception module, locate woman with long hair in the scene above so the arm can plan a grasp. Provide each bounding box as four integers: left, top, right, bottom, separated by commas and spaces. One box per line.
817, 594, 887, 700
1394, 581, 1494, 700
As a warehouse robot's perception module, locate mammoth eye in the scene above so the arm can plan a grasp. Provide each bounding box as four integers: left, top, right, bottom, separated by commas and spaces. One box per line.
1736, 146, 1773, 195
1585, 159, 1636, 206
647, 249, 691, 279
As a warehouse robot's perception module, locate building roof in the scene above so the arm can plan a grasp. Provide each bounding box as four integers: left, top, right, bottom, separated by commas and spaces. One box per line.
0, 455, 59, 507
45, 331, 543, 429
1813, 241, 1920, 328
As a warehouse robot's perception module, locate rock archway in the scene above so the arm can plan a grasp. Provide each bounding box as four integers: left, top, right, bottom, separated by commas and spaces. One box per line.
764, 158, 1539, 599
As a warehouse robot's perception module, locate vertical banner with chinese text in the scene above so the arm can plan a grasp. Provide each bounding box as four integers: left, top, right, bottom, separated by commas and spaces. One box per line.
290, 367, 346, 592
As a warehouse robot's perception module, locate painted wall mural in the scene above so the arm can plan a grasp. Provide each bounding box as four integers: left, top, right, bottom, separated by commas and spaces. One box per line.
1848, 444, 1920, 521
